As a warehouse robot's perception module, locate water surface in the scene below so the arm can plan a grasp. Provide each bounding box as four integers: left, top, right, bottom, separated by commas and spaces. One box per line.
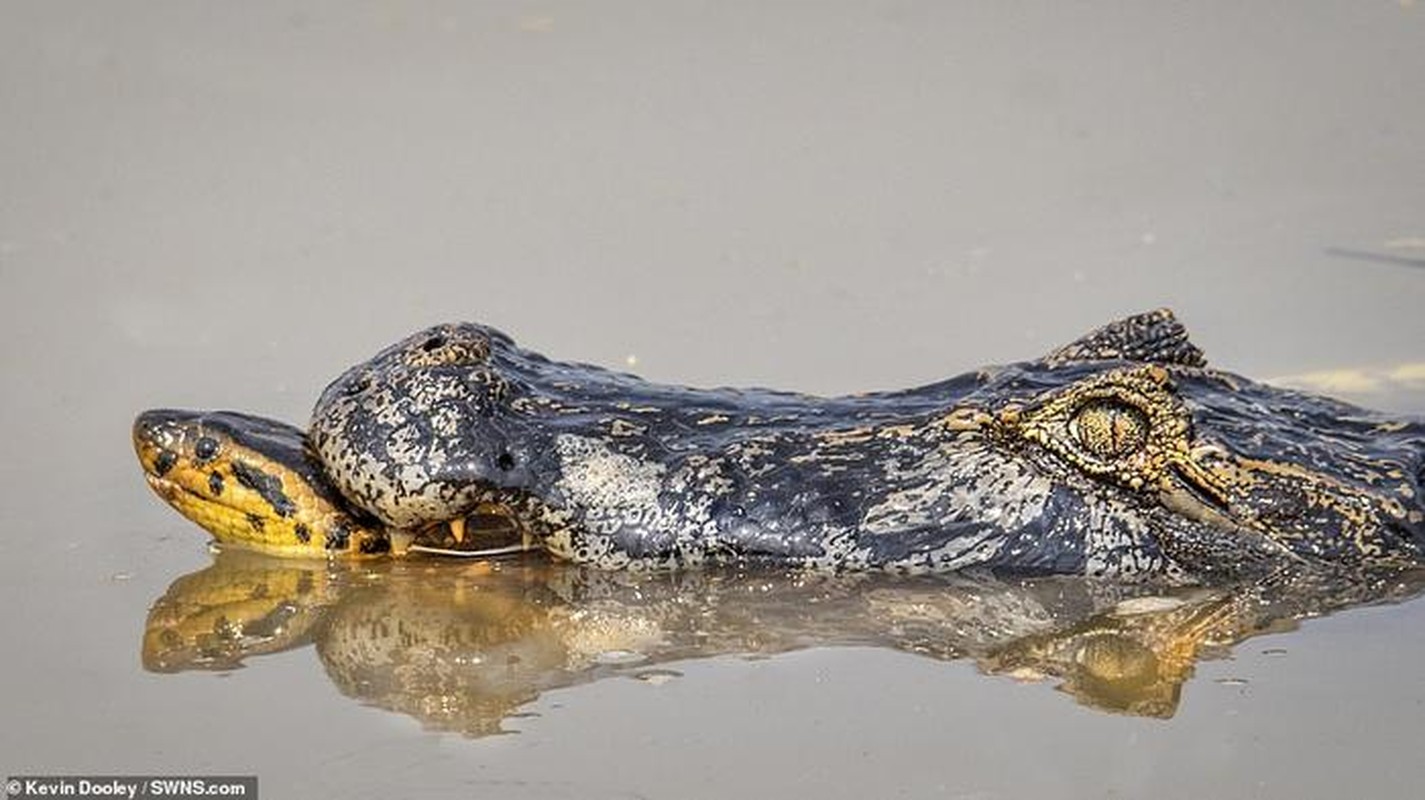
3, 3, 1423, 798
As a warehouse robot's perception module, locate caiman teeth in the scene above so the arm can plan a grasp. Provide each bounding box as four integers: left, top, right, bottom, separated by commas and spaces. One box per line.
449, 516, 466, 544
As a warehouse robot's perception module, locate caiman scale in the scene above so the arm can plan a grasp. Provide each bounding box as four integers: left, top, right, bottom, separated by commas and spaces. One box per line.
134, 309, 1425, 580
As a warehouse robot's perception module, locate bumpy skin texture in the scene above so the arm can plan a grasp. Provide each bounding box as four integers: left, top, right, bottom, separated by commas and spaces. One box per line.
308, 310, 1425, 578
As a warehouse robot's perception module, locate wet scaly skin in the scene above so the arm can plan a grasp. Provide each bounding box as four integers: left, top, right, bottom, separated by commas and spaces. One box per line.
308, 309, 1425, 577
136, 309, 1425, 579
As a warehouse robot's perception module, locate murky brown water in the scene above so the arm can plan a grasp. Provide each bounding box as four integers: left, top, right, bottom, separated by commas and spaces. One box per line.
3, 4, 1424, 798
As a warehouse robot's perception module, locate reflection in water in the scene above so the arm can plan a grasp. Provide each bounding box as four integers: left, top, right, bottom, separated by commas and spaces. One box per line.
142, 550, 1425, 734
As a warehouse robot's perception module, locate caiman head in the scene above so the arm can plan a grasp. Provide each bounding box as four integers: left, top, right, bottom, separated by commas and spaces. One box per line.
306, 309, 1423, 577
947, 311, 1425, 576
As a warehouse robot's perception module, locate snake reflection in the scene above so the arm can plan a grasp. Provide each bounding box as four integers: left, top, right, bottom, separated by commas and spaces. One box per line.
141, 550, 1425, 732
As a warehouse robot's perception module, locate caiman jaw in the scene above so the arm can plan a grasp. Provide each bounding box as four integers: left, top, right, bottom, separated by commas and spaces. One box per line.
407, 502, 538, 558
1194, 454, 1422, 567
135, 409, 543, 561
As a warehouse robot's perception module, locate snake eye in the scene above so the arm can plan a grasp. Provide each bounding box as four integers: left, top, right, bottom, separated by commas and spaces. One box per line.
1069, 399, 1148, 460
193, 436, 220, 462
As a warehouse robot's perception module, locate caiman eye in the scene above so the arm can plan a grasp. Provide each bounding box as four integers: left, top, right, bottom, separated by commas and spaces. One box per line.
1013, 366, 1192, 492
1069, 399, 1149, 460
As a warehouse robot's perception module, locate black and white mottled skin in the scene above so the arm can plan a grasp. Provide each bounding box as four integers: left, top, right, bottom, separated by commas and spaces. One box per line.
308, 310, 1425, 579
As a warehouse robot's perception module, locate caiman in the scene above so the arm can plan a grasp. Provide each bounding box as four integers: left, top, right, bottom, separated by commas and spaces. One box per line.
133, 309, 1425, 580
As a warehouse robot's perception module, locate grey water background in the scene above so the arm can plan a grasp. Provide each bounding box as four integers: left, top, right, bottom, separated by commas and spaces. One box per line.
2, 3, 1423, 798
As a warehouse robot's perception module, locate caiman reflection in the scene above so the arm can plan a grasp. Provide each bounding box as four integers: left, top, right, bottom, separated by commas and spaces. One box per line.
142, 550, 1425, 732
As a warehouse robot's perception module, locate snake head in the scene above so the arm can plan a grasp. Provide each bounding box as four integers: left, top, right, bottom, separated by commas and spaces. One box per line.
133, 409, 392, 557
